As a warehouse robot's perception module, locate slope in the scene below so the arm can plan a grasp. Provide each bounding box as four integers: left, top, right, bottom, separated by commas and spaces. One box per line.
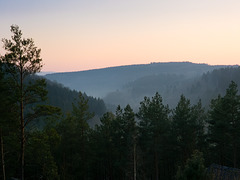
44, 62, 226, 98
104, 67, 240, 111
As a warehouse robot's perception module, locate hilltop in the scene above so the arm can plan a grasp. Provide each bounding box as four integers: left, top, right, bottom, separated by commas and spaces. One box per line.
44, 62, 227, 98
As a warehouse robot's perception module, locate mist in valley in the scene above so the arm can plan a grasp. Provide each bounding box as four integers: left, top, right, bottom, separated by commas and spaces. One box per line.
45, 62, 240, 112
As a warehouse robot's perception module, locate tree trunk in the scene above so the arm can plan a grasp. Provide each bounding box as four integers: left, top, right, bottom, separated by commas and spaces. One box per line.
233, 142, 237, 168
155, 150, 159, 180
0, 128, 6, 180
20, 66, 25, 180
20, 120, 24, 180
133, 143, 136, 180
154, 135, 159, 180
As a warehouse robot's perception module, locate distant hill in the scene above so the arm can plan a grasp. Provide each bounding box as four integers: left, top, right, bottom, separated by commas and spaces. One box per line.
37, 71, 55, 76
185, 67, 240, 106
45, 79, 106, 117
44, 79, 107, 126
104, 66, 240, 111
44, 62, 227, 98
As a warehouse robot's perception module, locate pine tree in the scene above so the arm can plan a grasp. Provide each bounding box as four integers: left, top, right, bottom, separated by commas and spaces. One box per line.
172, 95, 206, 166
0, 61, 19, 179
116, 104, 137, 179
57, 92, 94, 179
1, 25, 47, 180
91, 112, 116, 179
176, 150, 206, 180
208, 81, 240, 167
172, 95, 195, 164
137, 92, 170, 180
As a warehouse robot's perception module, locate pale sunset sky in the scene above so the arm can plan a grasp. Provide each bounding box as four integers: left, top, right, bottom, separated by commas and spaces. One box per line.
0, 0, 240, 72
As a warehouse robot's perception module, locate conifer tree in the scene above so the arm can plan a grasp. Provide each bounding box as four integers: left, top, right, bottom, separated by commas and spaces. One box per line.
172, 95, 195, 164
115, 105, 137, 179
1, 25, 47, 180
92, 112, 116, 179
208, 81, 240, 167
57, 92, 94, 179
137, 92, 170, 180
172, 95, 206, 166
176, 150, 206, 180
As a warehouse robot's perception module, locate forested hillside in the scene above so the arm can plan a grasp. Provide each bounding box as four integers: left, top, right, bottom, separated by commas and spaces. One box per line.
45, 79, 106, 117
1, 25, 240, 180
104, 67, 240, 111
44, 62, 238, 111
44, 62, 227, 97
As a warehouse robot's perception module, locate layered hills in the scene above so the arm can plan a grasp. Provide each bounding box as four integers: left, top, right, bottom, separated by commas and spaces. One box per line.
44, 62, 239, 111
44, 62, 226, 97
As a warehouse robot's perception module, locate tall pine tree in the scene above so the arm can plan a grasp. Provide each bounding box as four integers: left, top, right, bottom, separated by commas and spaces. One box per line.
137, 92, 170, 180
208, 81, 240, 167
1, 25, 48, 180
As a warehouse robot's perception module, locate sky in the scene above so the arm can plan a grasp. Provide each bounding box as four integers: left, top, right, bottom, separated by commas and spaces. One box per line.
1, 0, 240, 72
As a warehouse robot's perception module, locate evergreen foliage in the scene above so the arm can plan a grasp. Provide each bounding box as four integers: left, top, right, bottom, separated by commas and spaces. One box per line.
176, 150, 206, 180
1, 25, 49, 180
45, 79, 106, 117
137, 92, 171, 179
208, 81, 240, 168
2, 25, 240, 180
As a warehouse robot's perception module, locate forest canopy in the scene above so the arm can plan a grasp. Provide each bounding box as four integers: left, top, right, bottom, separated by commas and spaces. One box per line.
1, 25, 240, 180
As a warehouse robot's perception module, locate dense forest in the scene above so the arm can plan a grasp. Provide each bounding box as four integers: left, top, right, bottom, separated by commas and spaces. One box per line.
44, 62, 228, 98
45, 79, 106, 117
104, 66, 240, 111
44, 60, 238, 112
1, 25, 240, 180
44, 79, 106, 127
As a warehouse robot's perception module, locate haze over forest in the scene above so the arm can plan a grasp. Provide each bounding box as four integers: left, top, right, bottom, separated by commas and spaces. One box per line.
44, 62, 240, 110
1, 0, 240, 178
2, 25, 240, 180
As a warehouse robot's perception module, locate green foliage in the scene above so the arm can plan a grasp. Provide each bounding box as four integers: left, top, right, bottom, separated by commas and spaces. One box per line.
71, 92, 94, 122
2, 25, 42, 75
0, 63, 19, 179
90, 112, 117, 179
208, 81, 240, 167
0, 60, 18, 130
45, 62, 224, 100
45, 80, 107, 117
56, 92, 94, 179
172, 95, 206, 164
25, 131, 59, 179
176, 150, 206, 180
1, 24, 47, 125
89, 105, 138, 180
115, 104, 137, 179
0, 25, 62, 180
2, 26, 240, 179
1, 76, 240, 179
137, 92, 171, 179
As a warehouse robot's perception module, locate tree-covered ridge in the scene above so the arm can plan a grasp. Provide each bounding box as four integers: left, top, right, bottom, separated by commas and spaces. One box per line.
16, 75, 107, 119
45, 61, 229, 98
2, 72, 240, 179
45, 78, 106, 117
0, 25, 105, 179
1, 25, 52, 180
187, 67, 240, 105
2, 25, 240, 180
104, 66, 240, 110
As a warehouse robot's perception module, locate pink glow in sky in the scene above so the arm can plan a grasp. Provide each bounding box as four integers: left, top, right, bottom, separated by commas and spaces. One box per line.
1, 0, 240, 72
